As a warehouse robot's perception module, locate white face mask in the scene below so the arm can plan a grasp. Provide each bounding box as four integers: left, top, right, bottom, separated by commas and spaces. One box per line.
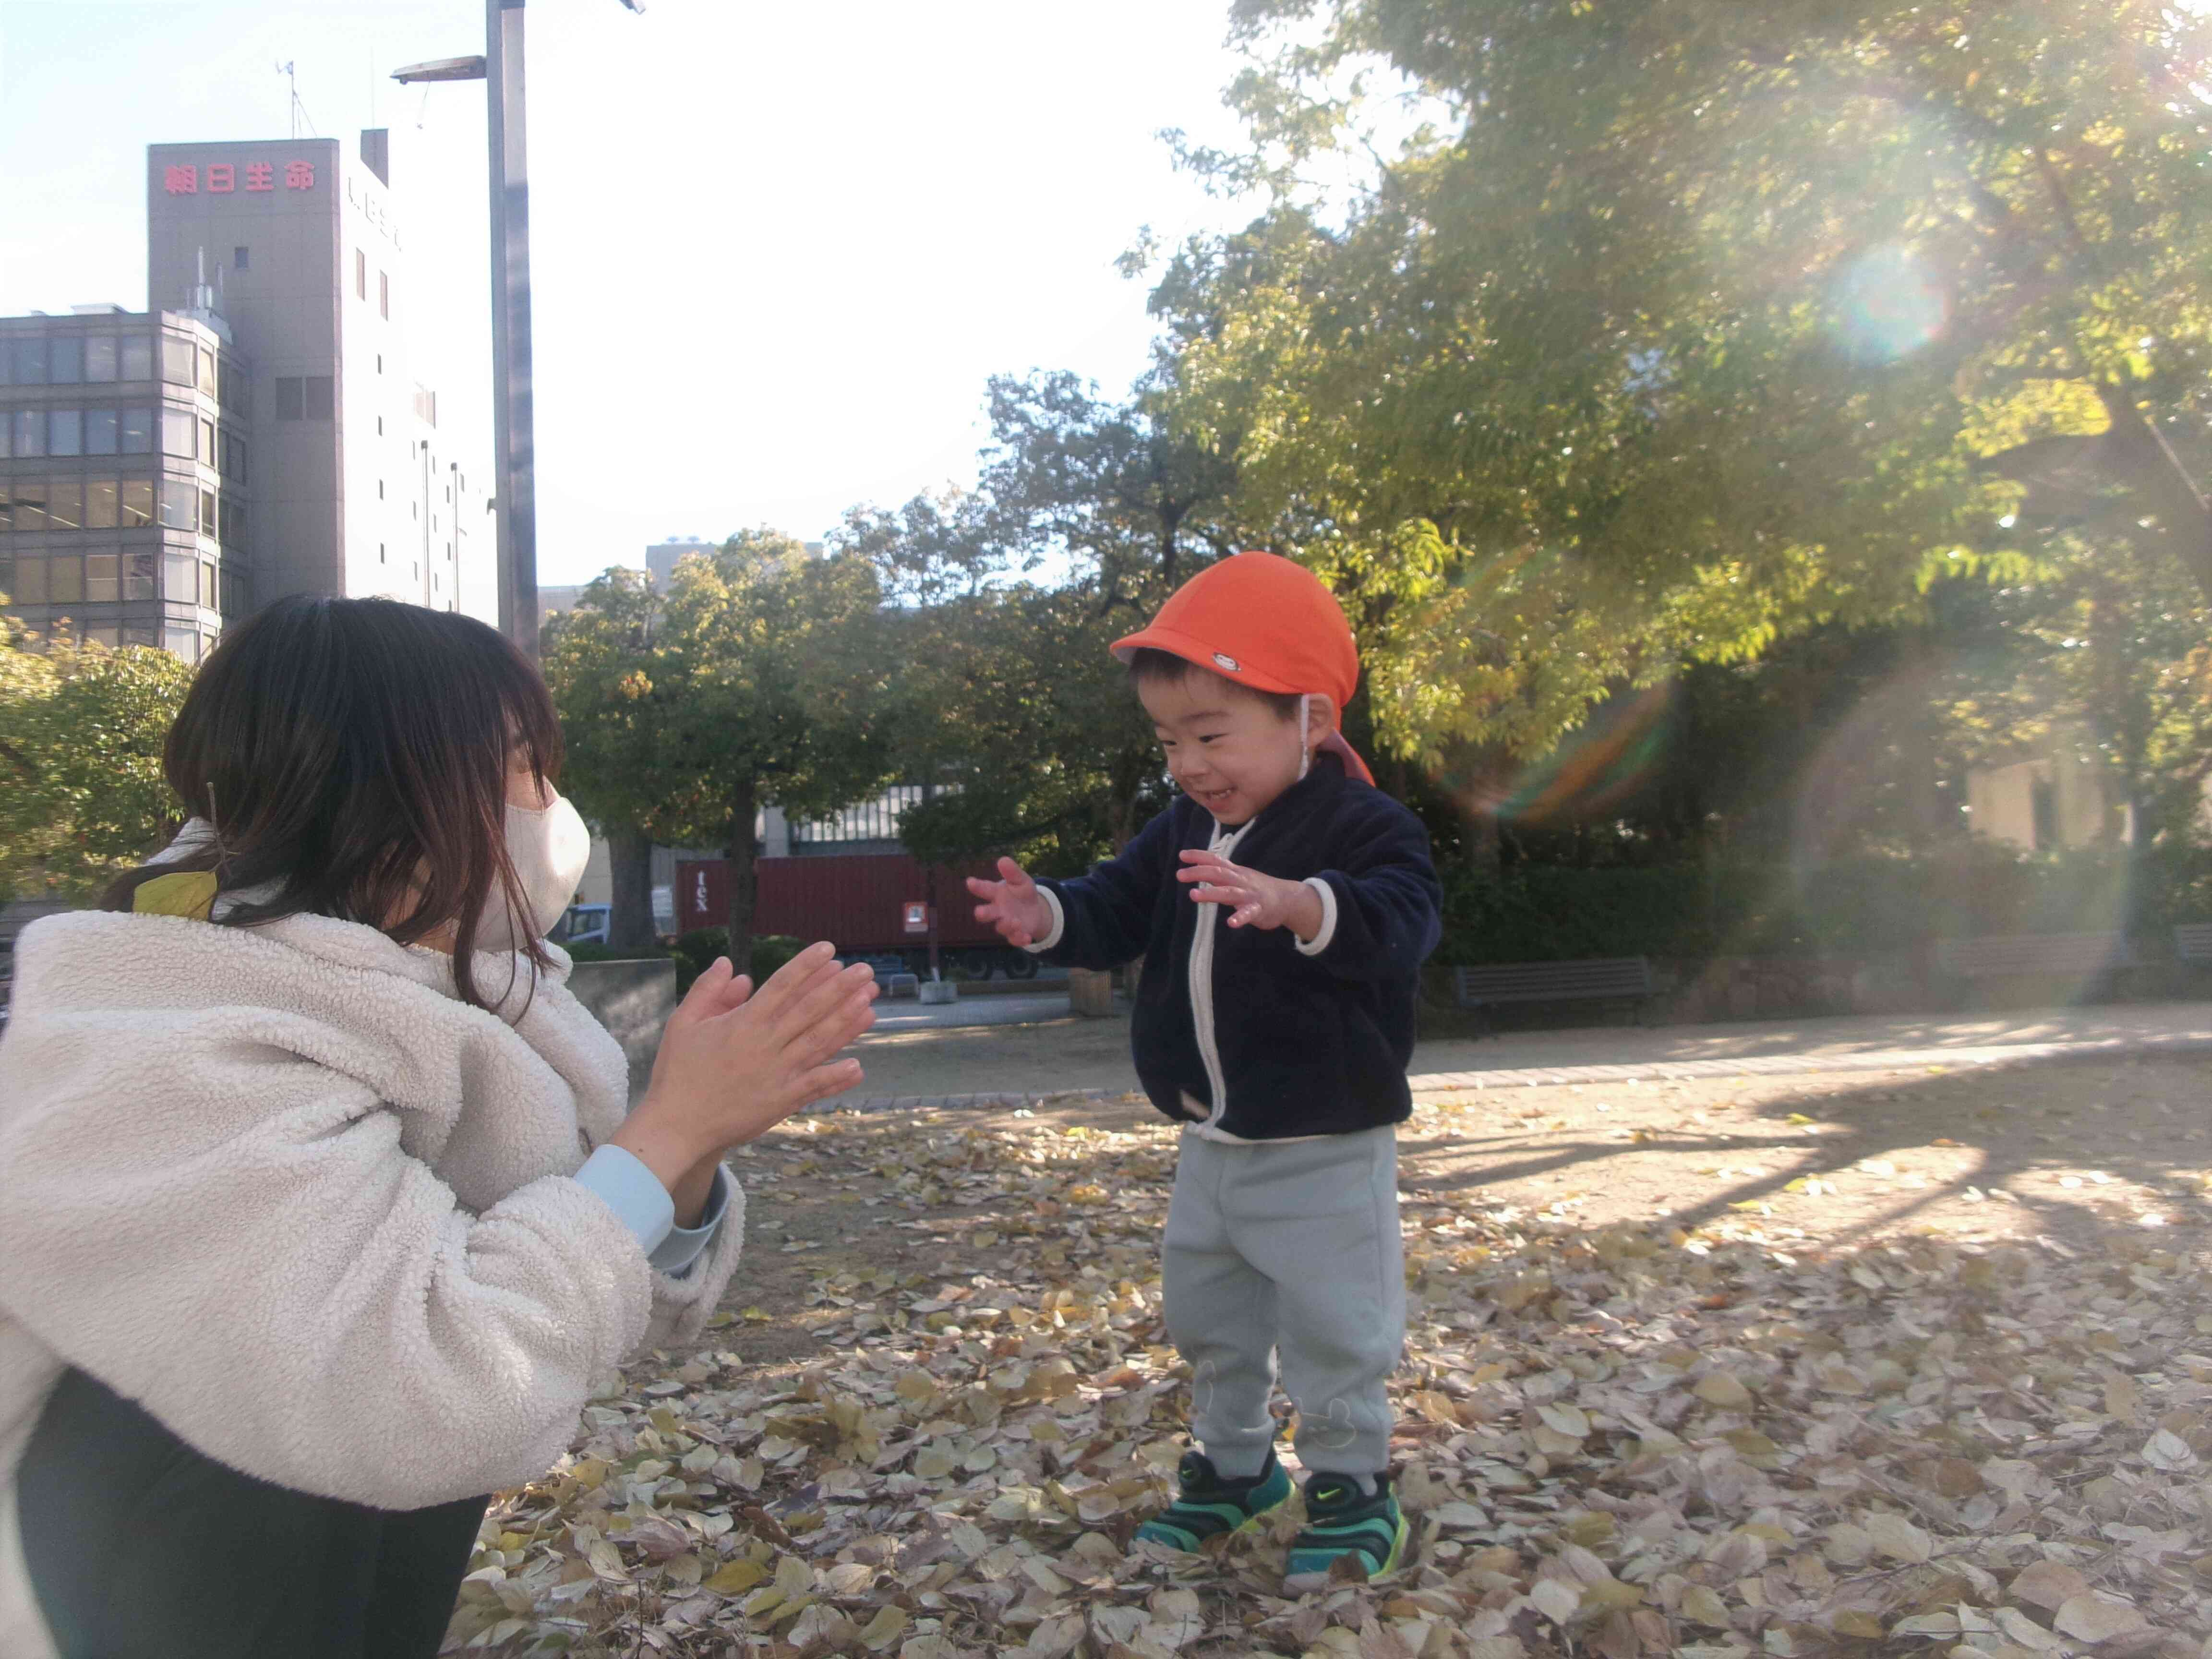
476, 791, 592, 952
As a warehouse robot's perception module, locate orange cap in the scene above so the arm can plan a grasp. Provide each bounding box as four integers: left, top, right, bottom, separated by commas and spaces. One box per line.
1111, 551, 1374, 786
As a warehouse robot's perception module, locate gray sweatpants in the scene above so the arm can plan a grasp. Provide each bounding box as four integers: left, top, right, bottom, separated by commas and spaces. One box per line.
1162, 1125, 1404, 1481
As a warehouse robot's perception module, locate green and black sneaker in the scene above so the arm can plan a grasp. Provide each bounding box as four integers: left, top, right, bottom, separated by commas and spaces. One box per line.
1132, 1449, 1292, 1555
1282, 1472, 1408, 1592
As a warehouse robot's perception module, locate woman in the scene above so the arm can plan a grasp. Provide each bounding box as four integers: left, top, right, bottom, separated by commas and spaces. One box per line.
0, 596, 877, 1658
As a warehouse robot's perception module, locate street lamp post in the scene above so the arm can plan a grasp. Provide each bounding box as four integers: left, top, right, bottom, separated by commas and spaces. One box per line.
396, 0, 640, 661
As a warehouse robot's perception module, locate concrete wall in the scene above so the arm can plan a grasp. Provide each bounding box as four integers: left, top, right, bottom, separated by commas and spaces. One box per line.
565, 957, 675, 1106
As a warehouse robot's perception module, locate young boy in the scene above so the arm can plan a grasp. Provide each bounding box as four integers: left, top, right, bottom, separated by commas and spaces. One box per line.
968, 551, 1442, 1591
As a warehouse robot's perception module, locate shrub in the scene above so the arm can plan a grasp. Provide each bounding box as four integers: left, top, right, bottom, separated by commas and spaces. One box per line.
671, 929, 807, 995
1433, 841, 2212, 965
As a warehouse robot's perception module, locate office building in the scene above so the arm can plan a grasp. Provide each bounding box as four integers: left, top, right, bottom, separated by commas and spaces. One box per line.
0, 130, 483, 657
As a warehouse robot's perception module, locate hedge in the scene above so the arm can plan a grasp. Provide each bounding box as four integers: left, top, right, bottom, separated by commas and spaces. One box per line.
1434, 843, 2212, 966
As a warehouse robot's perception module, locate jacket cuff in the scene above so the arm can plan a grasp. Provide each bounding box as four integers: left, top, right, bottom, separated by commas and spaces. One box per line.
1293, 876, 1339, 957
650, 1163, 731, 1279
572, 1143, 675, 1259
1026, 885, 1066, 953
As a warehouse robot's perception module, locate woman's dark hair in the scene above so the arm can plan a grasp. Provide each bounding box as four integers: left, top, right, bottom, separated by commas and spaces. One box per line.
1126, 646, 1303, 719
102, 596, 564, 1010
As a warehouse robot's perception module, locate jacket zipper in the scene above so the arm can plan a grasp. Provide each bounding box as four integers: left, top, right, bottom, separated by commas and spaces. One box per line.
1188, 820, 1250, 1129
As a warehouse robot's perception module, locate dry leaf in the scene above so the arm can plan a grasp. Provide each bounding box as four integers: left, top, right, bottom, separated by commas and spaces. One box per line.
2008, 1559, 2090, 1611
2053, 1594, 2148, 1643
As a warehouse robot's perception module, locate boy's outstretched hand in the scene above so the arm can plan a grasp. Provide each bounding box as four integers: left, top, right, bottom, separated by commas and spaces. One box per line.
1178, 849, 1326, 940
967, 856, 1054, 949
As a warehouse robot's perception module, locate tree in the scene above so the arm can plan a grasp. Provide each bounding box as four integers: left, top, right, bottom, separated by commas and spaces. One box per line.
650, 531, 897, 972
842, 374, 1246, 869
1151, 0, 2212, 786
0, 616, 193, 904
542, 569, 678, 951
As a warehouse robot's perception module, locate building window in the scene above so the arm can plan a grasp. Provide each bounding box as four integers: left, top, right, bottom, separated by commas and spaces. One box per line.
221, 498, 246, 548
199, 418, 216, 464
10, 337, 48, 385
163, 626, 201, 662
120, 479, 154, 529
234, 245, 249, 270
50, 338, 83, 385
276, 377, 303, 421
48, 477, 84, 531
48, 409, 83, 457
84, 409, 118, 455
220, 432, 245, 482
85, 479, 118, 529
84, 337, 119, 383
47, 553, 83, 603
14, 479, 47, 531
120, 408, 153, 454
306, 376, 333, 420
85, 552, 120, 603
159, 336, 194, 385
11, 555, 45, 601
124, 550, 156, 599
198, 488, 217, 540
159, 480, 197, 530
196, 350, 217, 399
379, 271, 389, 319
161, 408, 195, 457
163, 551, 195, 599
12, 409, 44, 457
120, 336, 153, 382
356, 249, 366, 300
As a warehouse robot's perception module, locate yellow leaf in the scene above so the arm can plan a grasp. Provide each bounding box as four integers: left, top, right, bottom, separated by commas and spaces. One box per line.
859, 1606, 912, 1651
1694, 1373, 1753, 1410
704, 1558, 766, 1595
1680, 1584, 1731, 1627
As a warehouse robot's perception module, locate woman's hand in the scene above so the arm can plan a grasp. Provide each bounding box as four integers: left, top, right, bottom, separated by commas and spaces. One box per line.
966, 857, 1054, 948
1176, 849, 1326, 939
612, 943, 877, 1195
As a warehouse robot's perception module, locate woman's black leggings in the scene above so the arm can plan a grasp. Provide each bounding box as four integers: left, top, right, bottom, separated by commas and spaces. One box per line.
18, 1368, 489, 1659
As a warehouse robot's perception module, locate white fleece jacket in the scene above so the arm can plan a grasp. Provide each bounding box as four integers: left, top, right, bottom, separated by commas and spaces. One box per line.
0, 907, 743, 1657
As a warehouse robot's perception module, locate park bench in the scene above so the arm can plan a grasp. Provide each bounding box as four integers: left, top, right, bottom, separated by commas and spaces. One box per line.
2175, 923, 2212, 965
1934, 931, 2140, 982
1451, 957, 1655, 1032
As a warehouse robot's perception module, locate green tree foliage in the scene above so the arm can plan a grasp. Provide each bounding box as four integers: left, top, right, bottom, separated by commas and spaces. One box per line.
648, 531, 897, 971
1933, 538, 2212, 844
0, 617, 192, 904
844, 373, 1244, 869
1152, 0, 2212, 779
542, 568, 678, 950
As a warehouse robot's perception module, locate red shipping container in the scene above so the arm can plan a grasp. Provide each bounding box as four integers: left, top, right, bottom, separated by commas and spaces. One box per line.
676, 854, 1009, 958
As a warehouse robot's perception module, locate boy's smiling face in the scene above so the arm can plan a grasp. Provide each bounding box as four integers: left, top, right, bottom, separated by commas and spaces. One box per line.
1139, 665, 1311, 827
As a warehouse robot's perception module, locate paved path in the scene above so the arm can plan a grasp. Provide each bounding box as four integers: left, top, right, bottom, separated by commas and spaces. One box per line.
829, 999, 2212, 1114
869, 993, 1076, 1032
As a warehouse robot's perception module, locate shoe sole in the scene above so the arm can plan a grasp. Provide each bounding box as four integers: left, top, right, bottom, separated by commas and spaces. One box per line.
1280, 1510, 1411, 1594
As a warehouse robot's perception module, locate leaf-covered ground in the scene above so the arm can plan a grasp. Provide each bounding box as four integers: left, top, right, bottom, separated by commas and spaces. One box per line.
444, 1058, 2212, 1659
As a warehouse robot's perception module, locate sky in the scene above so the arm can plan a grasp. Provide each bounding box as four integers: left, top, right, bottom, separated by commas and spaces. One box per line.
0, 1, 1262, 587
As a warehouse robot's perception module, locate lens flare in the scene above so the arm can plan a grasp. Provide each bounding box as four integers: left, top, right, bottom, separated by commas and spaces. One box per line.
1827, 244, 1948, 365
1498, 684, 1674, 826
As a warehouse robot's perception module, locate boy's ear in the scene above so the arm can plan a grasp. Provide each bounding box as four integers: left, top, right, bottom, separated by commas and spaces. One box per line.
1301, 693, 1339, 742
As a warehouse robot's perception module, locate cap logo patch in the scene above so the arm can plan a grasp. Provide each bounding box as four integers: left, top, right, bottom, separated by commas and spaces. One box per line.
1212, 652, 1240, 673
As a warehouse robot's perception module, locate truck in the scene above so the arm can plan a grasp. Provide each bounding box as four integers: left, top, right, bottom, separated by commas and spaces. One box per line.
674, 853, 1042, 981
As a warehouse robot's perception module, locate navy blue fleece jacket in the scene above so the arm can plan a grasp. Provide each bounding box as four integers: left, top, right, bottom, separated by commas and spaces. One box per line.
1035, 754, 1441, 1140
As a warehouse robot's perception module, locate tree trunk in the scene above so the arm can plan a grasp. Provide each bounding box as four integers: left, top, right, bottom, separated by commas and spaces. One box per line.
608, 823, 656, 953
724, 772, 760, 977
